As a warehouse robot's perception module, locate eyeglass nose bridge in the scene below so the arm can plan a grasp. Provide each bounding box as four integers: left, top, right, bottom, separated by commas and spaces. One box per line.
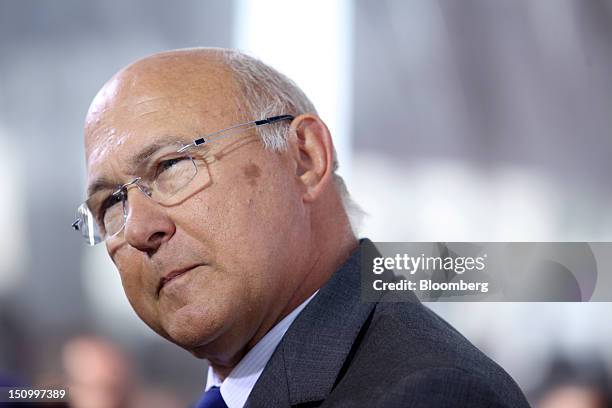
113, 177, 142, 196
114, 177, 156, 199
114, 176, 156, 215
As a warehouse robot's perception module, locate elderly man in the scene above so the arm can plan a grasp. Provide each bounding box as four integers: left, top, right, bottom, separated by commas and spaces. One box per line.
73, 48, 529, 408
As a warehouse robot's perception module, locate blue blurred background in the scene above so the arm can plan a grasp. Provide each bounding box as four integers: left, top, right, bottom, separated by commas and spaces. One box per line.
1, 1, 612, 406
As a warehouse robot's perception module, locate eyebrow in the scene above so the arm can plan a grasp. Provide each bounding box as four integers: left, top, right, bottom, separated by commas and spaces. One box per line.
86, 178, 117, 198
87, 139, 171, 197
86, 137, 195, 198
128, 140, 176, 171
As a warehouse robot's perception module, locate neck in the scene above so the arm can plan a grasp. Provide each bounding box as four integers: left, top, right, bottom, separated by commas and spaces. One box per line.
210, 236, 357, 381
211, 195, 358, 380
281, 232, 358, 318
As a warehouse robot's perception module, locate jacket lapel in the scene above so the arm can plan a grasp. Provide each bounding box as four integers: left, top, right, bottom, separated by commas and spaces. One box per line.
245, 240, 383, 408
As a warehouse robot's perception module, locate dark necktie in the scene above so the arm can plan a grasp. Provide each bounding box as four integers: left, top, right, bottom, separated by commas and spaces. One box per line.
195, 386, 228, 408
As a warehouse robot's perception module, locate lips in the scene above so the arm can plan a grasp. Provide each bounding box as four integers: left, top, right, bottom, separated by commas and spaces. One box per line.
157, 265, 202, 295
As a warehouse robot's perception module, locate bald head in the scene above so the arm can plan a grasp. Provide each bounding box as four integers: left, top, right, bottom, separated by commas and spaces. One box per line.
85, 49, 244, 166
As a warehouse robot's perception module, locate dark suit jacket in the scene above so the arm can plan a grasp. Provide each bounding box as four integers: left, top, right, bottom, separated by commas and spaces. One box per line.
244, 240, 531, 408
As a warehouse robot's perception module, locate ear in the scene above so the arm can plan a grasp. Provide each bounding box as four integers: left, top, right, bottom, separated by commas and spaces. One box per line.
289, 114, 335, 203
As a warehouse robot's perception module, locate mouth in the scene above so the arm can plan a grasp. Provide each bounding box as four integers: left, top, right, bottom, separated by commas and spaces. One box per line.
157, 264, 203, 296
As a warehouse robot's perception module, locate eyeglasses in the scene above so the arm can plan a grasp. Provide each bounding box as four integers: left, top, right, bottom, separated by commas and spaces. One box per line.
72, 115, 294, 245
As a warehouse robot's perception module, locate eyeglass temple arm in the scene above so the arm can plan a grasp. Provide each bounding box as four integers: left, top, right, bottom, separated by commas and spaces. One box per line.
254, 114, 295, 126
188, 115, 295, 148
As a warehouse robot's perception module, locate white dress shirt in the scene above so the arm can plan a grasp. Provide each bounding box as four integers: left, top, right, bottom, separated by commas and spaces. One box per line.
204, 291, 318, 408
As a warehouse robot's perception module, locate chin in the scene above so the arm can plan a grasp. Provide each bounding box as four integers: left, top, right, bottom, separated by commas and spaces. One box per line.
162, 302, 229, 353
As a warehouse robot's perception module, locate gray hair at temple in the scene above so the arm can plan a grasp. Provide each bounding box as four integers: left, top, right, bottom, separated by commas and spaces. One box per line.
220, 49, 364, 233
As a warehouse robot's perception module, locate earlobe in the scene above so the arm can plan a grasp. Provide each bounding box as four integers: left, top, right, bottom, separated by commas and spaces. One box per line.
290, 114, 335, 203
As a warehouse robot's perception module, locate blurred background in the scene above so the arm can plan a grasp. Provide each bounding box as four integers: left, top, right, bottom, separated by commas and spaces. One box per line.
1, 0, 612, 406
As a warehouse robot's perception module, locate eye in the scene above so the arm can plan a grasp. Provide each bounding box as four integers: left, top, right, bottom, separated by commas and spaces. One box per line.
97, 192, 123, 224
156, 156, 190, 176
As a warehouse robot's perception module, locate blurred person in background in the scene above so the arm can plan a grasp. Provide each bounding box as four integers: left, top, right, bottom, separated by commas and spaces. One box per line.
0, 303, 31, 388
533, 355, 612, 408
62, 336, 133, 408
72, 47, 529, 407
61, 335, 184, 408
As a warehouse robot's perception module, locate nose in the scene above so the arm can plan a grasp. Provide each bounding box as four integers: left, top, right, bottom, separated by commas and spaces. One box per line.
122, 187, 175, 254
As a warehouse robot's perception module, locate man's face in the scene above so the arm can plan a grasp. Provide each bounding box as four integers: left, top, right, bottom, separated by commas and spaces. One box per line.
84, 55, 309, 364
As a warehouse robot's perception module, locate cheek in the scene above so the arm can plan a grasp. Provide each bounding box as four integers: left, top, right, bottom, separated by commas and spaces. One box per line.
111, 251, 163, 332
112, 249, 146, 291
173, 158, 306, 299
209, 164, 304, 283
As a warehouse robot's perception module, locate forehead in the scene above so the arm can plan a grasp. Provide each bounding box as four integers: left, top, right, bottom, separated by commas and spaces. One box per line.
84, 55, 242, 186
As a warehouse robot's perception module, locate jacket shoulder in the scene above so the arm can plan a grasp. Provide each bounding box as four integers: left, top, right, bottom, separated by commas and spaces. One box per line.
377, 366, 523, 408
326, 301, 530, 407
